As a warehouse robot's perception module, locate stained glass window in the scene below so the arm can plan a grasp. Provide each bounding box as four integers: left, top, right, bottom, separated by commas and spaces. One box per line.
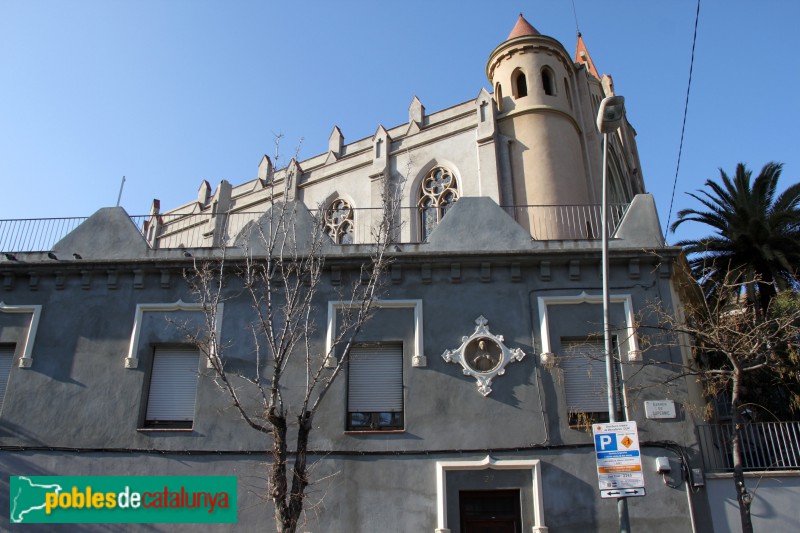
417, 167, 459, 241
324, 199, 354, 244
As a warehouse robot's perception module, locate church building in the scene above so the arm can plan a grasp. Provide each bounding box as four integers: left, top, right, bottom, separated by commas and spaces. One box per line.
0, 15, 714, 532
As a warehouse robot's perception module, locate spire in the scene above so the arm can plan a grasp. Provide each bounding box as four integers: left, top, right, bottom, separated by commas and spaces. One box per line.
507, 13, 540, 40
575, 32, 600, 79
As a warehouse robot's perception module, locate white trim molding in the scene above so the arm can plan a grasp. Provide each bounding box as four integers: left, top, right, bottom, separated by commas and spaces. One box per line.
0, 302, 42, 368
124, 300, 224, 369
326, 299, 425, 367
435, 455, 548, 533
537, 292, 641, 362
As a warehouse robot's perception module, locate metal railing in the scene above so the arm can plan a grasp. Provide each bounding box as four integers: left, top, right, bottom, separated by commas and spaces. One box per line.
502, 203, 629, 240
0, 216, 152, 253
0, 217, 89, 253
1, 202, 631, 252
697, 421, 800, 472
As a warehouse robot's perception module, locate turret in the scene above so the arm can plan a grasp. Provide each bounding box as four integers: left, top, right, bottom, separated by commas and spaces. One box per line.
487, 14, 590, 237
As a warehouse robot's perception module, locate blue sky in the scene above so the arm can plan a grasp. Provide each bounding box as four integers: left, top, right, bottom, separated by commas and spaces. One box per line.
2, 0, 798, 245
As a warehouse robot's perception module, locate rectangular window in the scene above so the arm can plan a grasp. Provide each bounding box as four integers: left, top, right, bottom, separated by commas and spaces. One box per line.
143, 347, 200, 429
347, 344, 403, 431
561, 339, 622, 427
0, 345, 14, 414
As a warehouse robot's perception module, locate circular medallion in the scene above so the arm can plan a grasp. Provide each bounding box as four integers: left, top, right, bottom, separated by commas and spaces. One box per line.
465, 337, 501, 373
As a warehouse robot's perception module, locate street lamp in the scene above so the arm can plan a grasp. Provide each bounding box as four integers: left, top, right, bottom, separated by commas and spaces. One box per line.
597, 95, 631, 533
596, 94, 625, 423
597, 96, 626, 134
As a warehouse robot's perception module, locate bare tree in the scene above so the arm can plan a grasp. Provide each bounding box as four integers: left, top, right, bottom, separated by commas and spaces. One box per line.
181, 141, 404, 532
644, 262, 800, 533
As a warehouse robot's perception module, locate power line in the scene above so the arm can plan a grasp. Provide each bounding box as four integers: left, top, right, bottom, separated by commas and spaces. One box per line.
571, 0, 581, 35
664, 0, 701, 242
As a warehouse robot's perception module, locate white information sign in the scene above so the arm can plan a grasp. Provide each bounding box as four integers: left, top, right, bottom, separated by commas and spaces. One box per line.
592, 421, 645, 497
644, 400, 677, 419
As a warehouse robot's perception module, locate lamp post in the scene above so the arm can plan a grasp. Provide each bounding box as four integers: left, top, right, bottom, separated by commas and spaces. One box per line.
596, 95, 631, 533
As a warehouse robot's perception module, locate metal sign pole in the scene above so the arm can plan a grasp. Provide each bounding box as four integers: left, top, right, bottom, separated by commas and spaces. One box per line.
602, 131, 631, 533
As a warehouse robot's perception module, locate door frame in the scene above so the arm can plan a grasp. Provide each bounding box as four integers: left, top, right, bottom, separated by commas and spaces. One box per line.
434, 455, 548, 533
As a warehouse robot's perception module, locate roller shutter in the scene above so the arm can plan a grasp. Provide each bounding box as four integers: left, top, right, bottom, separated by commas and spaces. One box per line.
561, 340, 613, 414
0, 346, 13, 413
145, 348, 199, 425
348, 344, 403, 413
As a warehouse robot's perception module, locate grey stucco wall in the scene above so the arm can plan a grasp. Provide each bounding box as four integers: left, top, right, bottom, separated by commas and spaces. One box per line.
1, 254, 693, 452
0, 253, 711, 531
1, 449, 700, 532
706, 474, 800, 533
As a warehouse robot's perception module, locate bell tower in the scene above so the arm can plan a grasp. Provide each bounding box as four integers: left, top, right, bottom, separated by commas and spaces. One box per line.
487, 14, 590, 237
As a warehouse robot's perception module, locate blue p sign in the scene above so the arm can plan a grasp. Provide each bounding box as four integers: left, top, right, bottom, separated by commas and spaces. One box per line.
595, 433, 617, 451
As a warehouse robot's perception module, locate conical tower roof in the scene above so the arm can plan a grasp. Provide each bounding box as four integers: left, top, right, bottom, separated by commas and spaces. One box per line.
575, 32, 600, 78
507, 13, 540, 40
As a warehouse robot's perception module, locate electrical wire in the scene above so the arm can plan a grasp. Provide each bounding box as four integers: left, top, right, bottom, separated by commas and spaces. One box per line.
0, 441, 688, 458
664, 0, 702, 243
571, 0, 581, 36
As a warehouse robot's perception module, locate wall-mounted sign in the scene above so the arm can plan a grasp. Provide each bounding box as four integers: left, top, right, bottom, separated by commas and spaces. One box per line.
644, 400, 677, 419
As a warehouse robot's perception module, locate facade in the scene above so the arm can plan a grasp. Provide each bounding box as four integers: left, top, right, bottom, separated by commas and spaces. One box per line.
1, 15, 718, 532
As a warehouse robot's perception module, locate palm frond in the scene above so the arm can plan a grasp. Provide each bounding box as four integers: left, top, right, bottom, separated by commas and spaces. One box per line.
673, 161, 800, 314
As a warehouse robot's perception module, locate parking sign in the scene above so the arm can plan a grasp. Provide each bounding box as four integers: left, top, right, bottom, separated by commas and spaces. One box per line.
592, 421, 645, 498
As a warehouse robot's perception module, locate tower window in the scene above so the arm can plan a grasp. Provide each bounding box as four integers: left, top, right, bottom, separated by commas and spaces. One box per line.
495, 83, 503, 112
512, 69, 527, 98
418, 166, 459, 241
564, 78, 572, 109
324, 198, 355, 244
541, 67, 556, 96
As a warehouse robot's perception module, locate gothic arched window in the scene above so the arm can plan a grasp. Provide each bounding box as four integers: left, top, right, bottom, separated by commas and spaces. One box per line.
607, 149, 632, 204
324, 198, 354, 244
418, 166, 459, 241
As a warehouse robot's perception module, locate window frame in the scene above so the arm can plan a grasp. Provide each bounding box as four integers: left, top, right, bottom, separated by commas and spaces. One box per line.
124, 300, 223, 370
326, 299, 425, 367
0, 302, 42, 368
537, 293, 640, 362
537, 293, 640, 426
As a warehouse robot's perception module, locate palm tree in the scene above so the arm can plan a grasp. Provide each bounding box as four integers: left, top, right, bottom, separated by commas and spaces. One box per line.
672, 162, 800, 314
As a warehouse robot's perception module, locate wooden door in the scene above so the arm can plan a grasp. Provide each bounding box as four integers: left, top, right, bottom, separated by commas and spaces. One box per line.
459, 490, 521, 533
